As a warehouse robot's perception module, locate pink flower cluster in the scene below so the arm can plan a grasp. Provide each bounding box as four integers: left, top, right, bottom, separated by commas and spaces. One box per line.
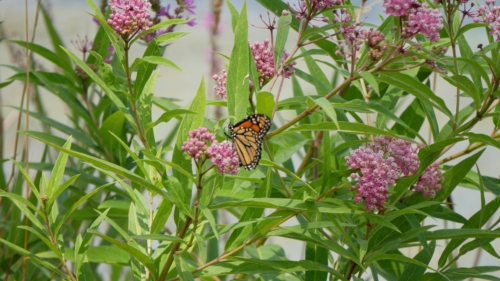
383, 0, 418, 17
207, 140, 240, 175
383, 0, 443, 42
346, 136, 443, 212
213, 70, 227, 99
406, 4, 443, 43
181, 127, 239, 174
212, 41, 296, 98
346, 146, 398, 212
413, 162, 442, 198
181, 127, 215, 159
312, 0, 343, 10
250, 40, 275, 83
475, 1, 500, 41
107, 0, 153, 36
249, 40, 296, 83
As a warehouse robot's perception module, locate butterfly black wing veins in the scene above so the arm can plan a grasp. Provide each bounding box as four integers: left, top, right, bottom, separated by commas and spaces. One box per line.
228, 114, 271, 170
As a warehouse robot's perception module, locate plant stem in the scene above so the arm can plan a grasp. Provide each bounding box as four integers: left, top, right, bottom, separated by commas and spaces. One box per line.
123, 39, 150, 150
42, 202, 77, 281
165, 212, 298, 281
266, 77, 354, 139
157, 216, 193, 281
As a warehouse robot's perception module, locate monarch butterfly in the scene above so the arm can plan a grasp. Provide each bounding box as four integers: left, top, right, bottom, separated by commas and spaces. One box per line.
228, 114, 271, 170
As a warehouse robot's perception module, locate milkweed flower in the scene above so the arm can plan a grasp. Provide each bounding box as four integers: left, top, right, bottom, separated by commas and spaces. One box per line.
249, 40, 296, 84
382, 0, 443, 42
181, 127, 216, 159
207, 140, 240, 175
346, 146, 398, 212
475, 3, 500, 41
406, 4, 443, 42
383, 0, 418, 17
346, 136, 443, 212
313, 0, 342, 10
107, 0, 153, 37
213, 70, 227, 99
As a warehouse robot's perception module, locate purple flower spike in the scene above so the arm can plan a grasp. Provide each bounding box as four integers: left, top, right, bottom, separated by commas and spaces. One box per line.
207, 140, 240, 175
181, 127, 216, 159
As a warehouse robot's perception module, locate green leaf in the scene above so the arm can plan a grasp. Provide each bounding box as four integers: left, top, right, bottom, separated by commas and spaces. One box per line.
289, 49, 329, 63
196, 259, 347, 280
359, 72, 379, 95
294, 68, 331, 95
25, 133, 167, 197
61, 46, 138, 130
174, 255, 195, 281
425, 228, 500, 240
19, 130, 90, 155
0, 238, 66, 277
312, 97, 338, 128
146, 109, 199, 132
11, 107, 95, 146
129, 234, 185, 243
153, 31, 189, 44
40, 4, 70, 66
137, 56, 181, 71
256, 91, 274, 117
163, 178, 194, 218
98, 111, 126, 158
199, 205, 219, 240
225, 169, 273, 251
87, 229, 157, 278
12, 160, 42, 203
366, 254, 438, 276
226, 0, 239, 32
283, 122, 414, 141
138, 70, 159, 149
172, 77, 206, 189
391, 98, 426, 141
441, 57, 491, 90
226, 2, 249, 121
49, 174, 79, 207
17, 225, 61, 259
377, 72, 453, 118
398, 241, 436, 281
0, 190, 45, 229
364, 214, 401, 233
438, 196, 500, 267
151, 198, 173, 234
462, 132, 500, 150
303, 48, 332, 95
274, 13, 291, 68
441, 75, 480, 110
46, 137, 71, 202
212, 198, 359, 214
54, 182, 113, 235
9, 40, 74, 79
130, 19, 187, 45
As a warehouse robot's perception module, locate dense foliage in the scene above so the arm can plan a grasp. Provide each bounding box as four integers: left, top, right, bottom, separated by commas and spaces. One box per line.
1, 0, 500, 280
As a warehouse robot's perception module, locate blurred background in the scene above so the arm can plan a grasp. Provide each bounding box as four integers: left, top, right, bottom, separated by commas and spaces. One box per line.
0, 0, 499, 279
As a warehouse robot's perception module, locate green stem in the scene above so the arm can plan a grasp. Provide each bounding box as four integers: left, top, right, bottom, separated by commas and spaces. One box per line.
123, 39, 150, 149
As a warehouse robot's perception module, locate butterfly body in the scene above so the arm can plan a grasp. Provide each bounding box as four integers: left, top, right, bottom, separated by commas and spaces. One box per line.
228, 114, 271, 170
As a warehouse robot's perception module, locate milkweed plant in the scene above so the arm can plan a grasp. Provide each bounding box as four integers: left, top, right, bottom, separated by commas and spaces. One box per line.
1, 0, 500, 280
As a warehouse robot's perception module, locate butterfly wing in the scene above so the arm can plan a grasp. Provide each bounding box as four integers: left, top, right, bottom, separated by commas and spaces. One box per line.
229, 114, 271, 170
